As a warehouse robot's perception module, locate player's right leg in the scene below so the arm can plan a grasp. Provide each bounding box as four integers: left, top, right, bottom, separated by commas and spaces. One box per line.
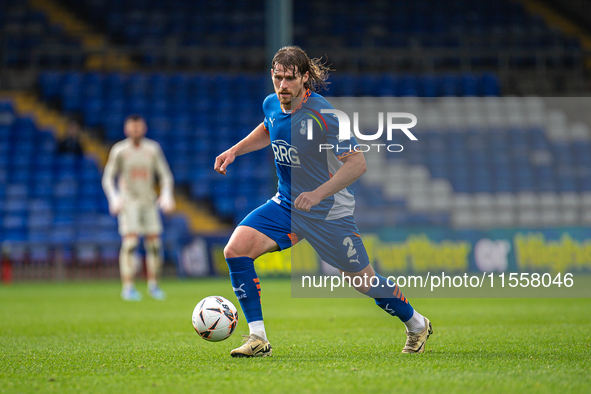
224, 200, 294, 358
119, 234, 141, 301
143, 204, 165, 300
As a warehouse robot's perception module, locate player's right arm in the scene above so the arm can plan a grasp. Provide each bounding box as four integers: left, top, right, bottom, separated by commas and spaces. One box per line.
214, 122, 270, 175
101, 144, 123, 216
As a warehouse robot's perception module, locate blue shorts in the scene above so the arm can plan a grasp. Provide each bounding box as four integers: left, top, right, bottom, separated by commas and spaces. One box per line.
239, 200, 370, 272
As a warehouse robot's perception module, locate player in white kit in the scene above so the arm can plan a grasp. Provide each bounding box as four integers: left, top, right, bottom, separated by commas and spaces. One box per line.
102, 115, 175, 301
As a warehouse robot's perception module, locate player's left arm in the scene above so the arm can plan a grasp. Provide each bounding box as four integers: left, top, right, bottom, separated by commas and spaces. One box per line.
154, 144, 175, 213
294, 152, 366, 212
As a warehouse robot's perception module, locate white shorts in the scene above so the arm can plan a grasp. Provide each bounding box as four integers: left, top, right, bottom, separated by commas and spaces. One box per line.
118, 202, 162, 236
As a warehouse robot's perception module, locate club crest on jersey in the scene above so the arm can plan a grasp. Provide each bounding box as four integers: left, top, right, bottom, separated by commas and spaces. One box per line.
271, 140, 301, 168
299, 120, 307, 135
303, 109, 329, 139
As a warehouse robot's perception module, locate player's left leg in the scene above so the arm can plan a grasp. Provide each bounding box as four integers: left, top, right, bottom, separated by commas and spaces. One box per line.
119, 234, 142, 301
303, 215, 433, 353
144, 234, 165, 300
340, 264, 433, 353
143, 204, 165, 300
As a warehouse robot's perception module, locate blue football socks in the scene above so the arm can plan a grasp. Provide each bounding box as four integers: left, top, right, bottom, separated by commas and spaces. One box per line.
364, 273, 414, 323
226, 256, 263, 323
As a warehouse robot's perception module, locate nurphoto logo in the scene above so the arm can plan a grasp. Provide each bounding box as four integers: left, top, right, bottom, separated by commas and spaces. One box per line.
306, 110, 418, 153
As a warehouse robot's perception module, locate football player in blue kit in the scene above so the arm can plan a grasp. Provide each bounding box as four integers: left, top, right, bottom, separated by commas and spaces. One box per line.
214, 46, 432, 357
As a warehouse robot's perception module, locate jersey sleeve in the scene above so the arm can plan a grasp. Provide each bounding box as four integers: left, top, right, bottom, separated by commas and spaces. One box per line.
102, 144, 121, 202
321, 110, 360, 161
262, 94, 273, 133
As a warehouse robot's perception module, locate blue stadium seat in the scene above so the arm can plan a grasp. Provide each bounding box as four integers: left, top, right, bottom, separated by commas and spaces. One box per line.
4, 199, 28, 215
557, 177, 577, 192
3, 215, 27, 238
461, 74, 478, 96
27, 214, 53, 230
6, 183, 29, 199
32, 181, 53, 199
482, 73, 500, 96
421, 75, 439, 97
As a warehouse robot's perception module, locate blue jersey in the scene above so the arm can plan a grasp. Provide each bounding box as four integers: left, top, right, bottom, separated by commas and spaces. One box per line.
262, 89, 360, 220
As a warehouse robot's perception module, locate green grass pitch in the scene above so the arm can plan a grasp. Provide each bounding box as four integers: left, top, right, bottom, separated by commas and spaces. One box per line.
1, 278, 590, 394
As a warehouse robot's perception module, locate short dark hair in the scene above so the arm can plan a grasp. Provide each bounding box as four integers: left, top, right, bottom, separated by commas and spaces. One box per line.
272, 46, 331, 92
125, 114, 145, 123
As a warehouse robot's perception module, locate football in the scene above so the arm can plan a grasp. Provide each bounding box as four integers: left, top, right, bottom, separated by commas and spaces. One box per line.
192, 296, 239, 342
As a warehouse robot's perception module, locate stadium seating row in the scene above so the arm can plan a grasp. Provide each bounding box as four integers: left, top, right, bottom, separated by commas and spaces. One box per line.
0, 1, 83, 67
62, 0, 264, 46
60, 0, 578, 52
39, 71, 499, 102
